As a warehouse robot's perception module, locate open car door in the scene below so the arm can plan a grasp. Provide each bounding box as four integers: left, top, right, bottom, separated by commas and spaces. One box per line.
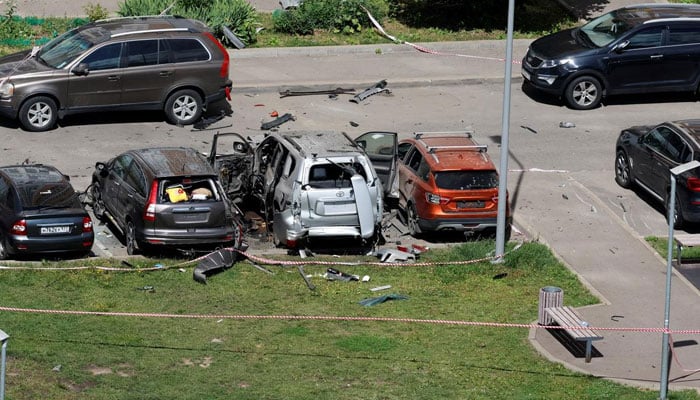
207, 132, 254, 204
353, 131, 398, 200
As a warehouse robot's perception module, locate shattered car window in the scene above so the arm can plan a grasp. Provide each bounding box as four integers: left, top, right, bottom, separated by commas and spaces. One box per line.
307, 163, 367, 189
158, 177, 219, 203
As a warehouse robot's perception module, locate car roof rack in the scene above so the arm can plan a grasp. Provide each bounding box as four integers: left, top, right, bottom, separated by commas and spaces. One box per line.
111, 27, 191, 38
413, 130, 488, 163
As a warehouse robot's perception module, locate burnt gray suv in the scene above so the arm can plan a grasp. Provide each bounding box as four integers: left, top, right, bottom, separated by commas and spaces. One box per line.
0, 16, 232, 131
89, 147, 245, 255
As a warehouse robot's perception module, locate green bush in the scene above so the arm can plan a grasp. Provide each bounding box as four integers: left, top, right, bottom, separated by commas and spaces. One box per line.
273, 0, 388, 35
118, 0, 258, 46
83, 2, 110, 21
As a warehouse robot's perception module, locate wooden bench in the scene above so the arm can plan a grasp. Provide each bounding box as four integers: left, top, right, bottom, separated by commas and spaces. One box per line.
545, 306, 603, 363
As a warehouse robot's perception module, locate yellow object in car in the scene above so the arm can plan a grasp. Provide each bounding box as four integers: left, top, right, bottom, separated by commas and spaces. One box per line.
166, 185, 188, 203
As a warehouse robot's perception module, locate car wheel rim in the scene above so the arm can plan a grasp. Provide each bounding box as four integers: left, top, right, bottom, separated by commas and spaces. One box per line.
615, 154, 629, 183
172, 95, 197, 121
126, 223, 136, 255
408, 207, 419, 235
0, 238, 6, 259
573, 81, 597, 107
27, 102, 53, 128
91, 184, 105, 217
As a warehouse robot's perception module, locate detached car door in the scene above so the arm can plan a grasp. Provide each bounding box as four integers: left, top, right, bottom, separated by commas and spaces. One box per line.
354, 131, 398, 199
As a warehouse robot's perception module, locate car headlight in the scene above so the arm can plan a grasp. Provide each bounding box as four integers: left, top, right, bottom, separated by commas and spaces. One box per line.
0, 81, 14, 97
540, 58, 572, 68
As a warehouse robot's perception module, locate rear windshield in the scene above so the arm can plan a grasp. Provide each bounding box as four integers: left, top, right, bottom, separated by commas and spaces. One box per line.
158, 177, 220, 203
17, 182, 81, 209
307, 163, 368, 189
434, 170, 498, 190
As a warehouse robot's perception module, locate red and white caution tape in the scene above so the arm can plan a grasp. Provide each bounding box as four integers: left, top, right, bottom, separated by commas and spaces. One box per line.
363, 7, 520, 64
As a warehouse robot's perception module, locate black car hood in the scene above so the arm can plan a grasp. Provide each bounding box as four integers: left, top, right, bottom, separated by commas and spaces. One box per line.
0, 49, 51, 78
530, 28, 599, 59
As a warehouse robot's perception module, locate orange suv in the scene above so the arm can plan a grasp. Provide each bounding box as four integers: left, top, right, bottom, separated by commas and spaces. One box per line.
396, 131, 511, 238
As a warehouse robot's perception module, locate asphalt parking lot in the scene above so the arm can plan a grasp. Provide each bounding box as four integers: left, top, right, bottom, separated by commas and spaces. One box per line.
1, 77, 696, 259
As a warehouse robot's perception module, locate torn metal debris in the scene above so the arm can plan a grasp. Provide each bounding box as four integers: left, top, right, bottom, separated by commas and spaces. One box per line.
261, 113, 295, 130
350, 80, 390, 103
279, 87, 355, 98
374, 248, 416, 263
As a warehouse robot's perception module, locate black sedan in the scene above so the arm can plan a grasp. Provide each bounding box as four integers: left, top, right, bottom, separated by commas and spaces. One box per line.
615, 119, 700, 228
0, 164, 94, 259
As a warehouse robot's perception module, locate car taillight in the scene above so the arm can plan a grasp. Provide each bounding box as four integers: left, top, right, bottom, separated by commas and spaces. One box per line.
688, 177, 700, 192
82, 216, 93, 233
11, 219, 26, 235
205, 32, 229, 78
425, 193, 449, 205
144, 180, 159, 222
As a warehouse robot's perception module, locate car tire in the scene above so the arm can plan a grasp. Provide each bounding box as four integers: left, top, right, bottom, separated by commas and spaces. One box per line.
164, 89, 203, 126
91, 182, 107, 221
614, 150, 633, 189
19, 96, 58, 132
0, 236, 9, 260
125, 221, 140, 255
564, 76, 602, 110
666, 192, 686, 230
407, 204, 422, 237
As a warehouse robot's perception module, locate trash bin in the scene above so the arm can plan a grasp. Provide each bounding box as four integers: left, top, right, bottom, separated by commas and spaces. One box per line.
538, 286, 563, 325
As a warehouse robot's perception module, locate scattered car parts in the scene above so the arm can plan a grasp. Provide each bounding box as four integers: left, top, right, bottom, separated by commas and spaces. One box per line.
351, 80, 390, 103
261, 113, 295, 130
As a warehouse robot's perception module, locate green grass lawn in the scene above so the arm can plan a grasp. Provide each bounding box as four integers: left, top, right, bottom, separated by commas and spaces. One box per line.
1, 241, 698, 399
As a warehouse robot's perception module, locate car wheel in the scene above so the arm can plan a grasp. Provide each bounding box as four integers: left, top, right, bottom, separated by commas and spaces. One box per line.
19, 96, 58, 132
614, 150, 633, 189
91, 182, 107, 221
125, 221, 139, 255
0, 236, 9, 260
164, 89, 203, 126
564, 76, 602, 110
407, 204, 422, 237
666, 192, 686, 230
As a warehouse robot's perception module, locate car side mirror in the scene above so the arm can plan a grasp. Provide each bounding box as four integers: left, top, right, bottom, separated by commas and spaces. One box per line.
72, 63, 89, 76
95, 162, 109, 178
233, 141, 249, 153
612, 40, 629, 53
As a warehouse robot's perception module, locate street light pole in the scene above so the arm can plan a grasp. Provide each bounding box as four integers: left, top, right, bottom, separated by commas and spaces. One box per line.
0, 329, 8, 400
495, 0, 515, 261
659, 159, 700, 400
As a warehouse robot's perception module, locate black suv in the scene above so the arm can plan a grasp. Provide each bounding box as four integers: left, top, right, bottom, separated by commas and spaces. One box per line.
90, 147, 246, 255
522, 4, 700, 109
615, 119, 700, 228
0, 164, 94, 259
0, 16, 232, 131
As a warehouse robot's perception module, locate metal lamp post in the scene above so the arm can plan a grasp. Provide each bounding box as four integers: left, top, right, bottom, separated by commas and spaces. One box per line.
0, 329, 8, 400
494, 0, 515, 261
659, 159, 700, 400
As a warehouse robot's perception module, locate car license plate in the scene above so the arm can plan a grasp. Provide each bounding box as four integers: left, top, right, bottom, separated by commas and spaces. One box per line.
458, 201, 485, 209
40, 226, 70, 234
522, 70, 531, 81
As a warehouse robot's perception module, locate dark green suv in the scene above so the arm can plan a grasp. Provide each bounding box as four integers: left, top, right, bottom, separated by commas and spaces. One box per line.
0, 16, 232, 131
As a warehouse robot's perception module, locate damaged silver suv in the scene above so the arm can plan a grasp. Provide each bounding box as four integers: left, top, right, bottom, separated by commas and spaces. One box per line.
0, 16, 232, 131
248, 131, 386, 249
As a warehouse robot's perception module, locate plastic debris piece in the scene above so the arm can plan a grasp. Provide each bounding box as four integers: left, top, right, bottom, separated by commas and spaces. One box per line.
375, 248, 416, 263
325, 268, 359, 281
359, 293, 409, 306
559, 121, 576, 128
370, 285, 392, 292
